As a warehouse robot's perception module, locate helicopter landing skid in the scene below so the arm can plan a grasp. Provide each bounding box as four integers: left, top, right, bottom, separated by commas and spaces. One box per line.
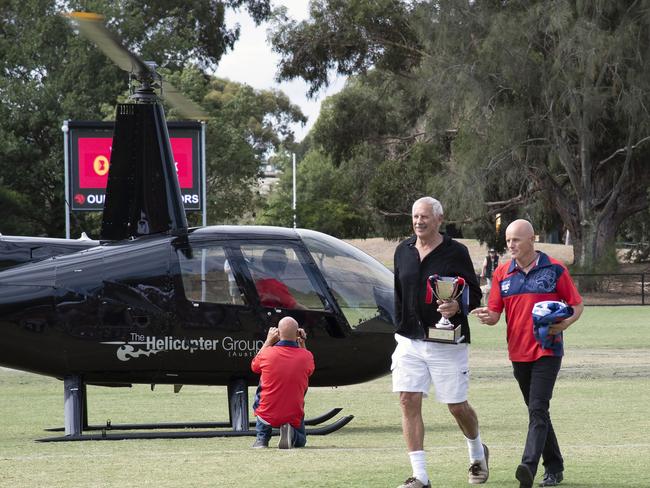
37, 414, 353, 442
37, 375, 353, 442
44, 407, 344, 432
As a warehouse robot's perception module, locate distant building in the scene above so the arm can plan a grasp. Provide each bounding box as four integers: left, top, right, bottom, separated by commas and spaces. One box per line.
258, 164, 281, 196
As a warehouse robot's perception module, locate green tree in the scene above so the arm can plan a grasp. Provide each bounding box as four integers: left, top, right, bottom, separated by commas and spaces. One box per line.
269, 0, 423, 97
258, 149, 373, 238
0, 0, 273, 237
166, 68, 305, 224
270, 0, 650, 268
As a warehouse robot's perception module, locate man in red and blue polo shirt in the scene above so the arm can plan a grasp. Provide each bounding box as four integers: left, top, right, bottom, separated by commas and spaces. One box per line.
251, 316, 314, 449
473, 220, 583, 488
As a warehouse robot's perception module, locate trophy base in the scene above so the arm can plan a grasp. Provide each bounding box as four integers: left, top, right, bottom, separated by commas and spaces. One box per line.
425, 324, 464, 344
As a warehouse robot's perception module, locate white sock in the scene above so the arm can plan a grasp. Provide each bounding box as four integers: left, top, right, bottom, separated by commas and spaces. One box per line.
408, 450, 429, 484
465, 433, 485, 462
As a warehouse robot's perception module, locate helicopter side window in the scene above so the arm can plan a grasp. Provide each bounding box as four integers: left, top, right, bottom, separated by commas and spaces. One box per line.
177, 246, 245, 305
240, 244, 325, 310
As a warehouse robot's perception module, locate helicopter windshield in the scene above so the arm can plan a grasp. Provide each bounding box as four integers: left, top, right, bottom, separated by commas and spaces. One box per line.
297, 229, 395, 331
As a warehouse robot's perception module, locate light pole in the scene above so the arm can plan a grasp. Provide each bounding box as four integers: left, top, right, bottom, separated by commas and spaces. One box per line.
292, 152, 297, 229
62, 121, 70, 239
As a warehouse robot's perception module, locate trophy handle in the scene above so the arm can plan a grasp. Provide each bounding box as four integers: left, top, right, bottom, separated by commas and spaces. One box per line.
452, 278, 466, 301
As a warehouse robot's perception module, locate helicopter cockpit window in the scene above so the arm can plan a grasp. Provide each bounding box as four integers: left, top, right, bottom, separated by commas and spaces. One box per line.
297, 229, 395, 331
177, 246, 245, 305
240, 244, 325, 310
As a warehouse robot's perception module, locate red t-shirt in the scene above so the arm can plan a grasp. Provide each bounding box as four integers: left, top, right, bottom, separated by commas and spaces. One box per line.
251, 343, 315, 428
488, 252, 582, 362
255, 278, 298, 309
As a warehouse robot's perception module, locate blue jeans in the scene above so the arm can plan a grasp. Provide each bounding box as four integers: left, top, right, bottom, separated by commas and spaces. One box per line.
512, 356, 564, 477
255, 417, 307, 447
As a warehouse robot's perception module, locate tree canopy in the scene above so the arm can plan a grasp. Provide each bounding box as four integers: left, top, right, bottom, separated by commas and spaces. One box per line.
0, 0, 307, 237
266, 0, 650, 268
166, 67, 304, 224
269, 0, 422, 97
3, 0, 650, 269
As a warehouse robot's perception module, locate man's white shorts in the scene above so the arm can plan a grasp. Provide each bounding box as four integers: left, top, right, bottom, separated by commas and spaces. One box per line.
391, 333, 470, 404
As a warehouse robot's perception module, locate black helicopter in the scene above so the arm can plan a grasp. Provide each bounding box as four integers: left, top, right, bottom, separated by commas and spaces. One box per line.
0, 12, 396, 441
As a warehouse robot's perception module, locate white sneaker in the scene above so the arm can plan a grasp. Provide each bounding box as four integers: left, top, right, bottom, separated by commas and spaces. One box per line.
278, 423, 294, 449
468, 443, 489, 484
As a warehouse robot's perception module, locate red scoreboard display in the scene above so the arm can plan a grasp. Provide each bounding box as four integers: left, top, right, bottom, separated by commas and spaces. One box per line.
67, 121, 203, 211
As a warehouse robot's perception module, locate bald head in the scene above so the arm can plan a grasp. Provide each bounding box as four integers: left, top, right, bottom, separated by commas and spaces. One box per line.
278, 316, 299, 341
506, 219, 535, 238
505, 219, 536, 265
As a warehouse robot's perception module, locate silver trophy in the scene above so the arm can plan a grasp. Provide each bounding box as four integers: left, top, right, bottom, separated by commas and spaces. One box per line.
426, 275, 466, 343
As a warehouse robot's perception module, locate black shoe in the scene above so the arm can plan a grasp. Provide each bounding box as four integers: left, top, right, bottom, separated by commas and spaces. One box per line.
516, 464, 534, 488
396, 477, 431, 488
539, 471, 563, 486
251, 438, 268, 449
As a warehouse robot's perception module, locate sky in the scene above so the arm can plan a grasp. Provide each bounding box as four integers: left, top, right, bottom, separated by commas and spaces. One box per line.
214, 2, 346, 142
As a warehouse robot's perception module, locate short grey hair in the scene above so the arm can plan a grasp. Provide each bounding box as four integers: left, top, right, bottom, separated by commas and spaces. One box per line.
412, 196, 443, 217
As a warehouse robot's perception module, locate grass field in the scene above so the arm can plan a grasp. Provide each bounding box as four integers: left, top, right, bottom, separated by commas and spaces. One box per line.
1, 307, 649, 488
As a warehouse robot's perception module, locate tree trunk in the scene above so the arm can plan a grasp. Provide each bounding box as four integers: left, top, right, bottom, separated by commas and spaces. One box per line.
571, 211, 620, 270
532, 156, 646, 271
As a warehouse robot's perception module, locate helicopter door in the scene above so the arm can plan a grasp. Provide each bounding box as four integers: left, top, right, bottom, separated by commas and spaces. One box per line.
175, 244, 251, 331
238, 243, 328, 313
234, 241, 354, 339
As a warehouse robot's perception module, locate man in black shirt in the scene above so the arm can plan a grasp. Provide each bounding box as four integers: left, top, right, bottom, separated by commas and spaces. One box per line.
393, 197, 488, 488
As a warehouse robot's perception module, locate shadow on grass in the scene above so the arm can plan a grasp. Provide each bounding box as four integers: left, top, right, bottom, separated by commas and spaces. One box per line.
335, 425, 402, 435
341, 422, 466, 435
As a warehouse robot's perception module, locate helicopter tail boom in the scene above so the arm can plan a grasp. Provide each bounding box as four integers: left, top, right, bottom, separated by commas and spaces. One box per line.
0, 236, 98, 271
100, 103, 188, 240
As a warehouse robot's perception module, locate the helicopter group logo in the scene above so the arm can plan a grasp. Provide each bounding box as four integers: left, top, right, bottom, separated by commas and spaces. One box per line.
101, 333, 263, 361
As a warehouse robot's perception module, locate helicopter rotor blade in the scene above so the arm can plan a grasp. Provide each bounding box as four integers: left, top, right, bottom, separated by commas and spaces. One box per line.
161, 80, 209, 121
64, 12, 152, 79
64, 11, 209, 120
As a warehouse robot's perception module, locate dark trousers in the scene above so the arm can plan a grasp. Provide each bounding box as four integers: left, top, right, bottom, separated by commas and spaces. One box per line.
253, 384, 308, 447
255, 417, 307, 447
512, 356, 564, 477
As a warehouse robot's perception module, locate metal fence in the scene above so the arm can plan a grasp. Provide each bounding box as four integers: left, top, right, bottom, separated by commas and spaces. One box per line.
571, 273, 648, 306
478, 273, 649, 306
